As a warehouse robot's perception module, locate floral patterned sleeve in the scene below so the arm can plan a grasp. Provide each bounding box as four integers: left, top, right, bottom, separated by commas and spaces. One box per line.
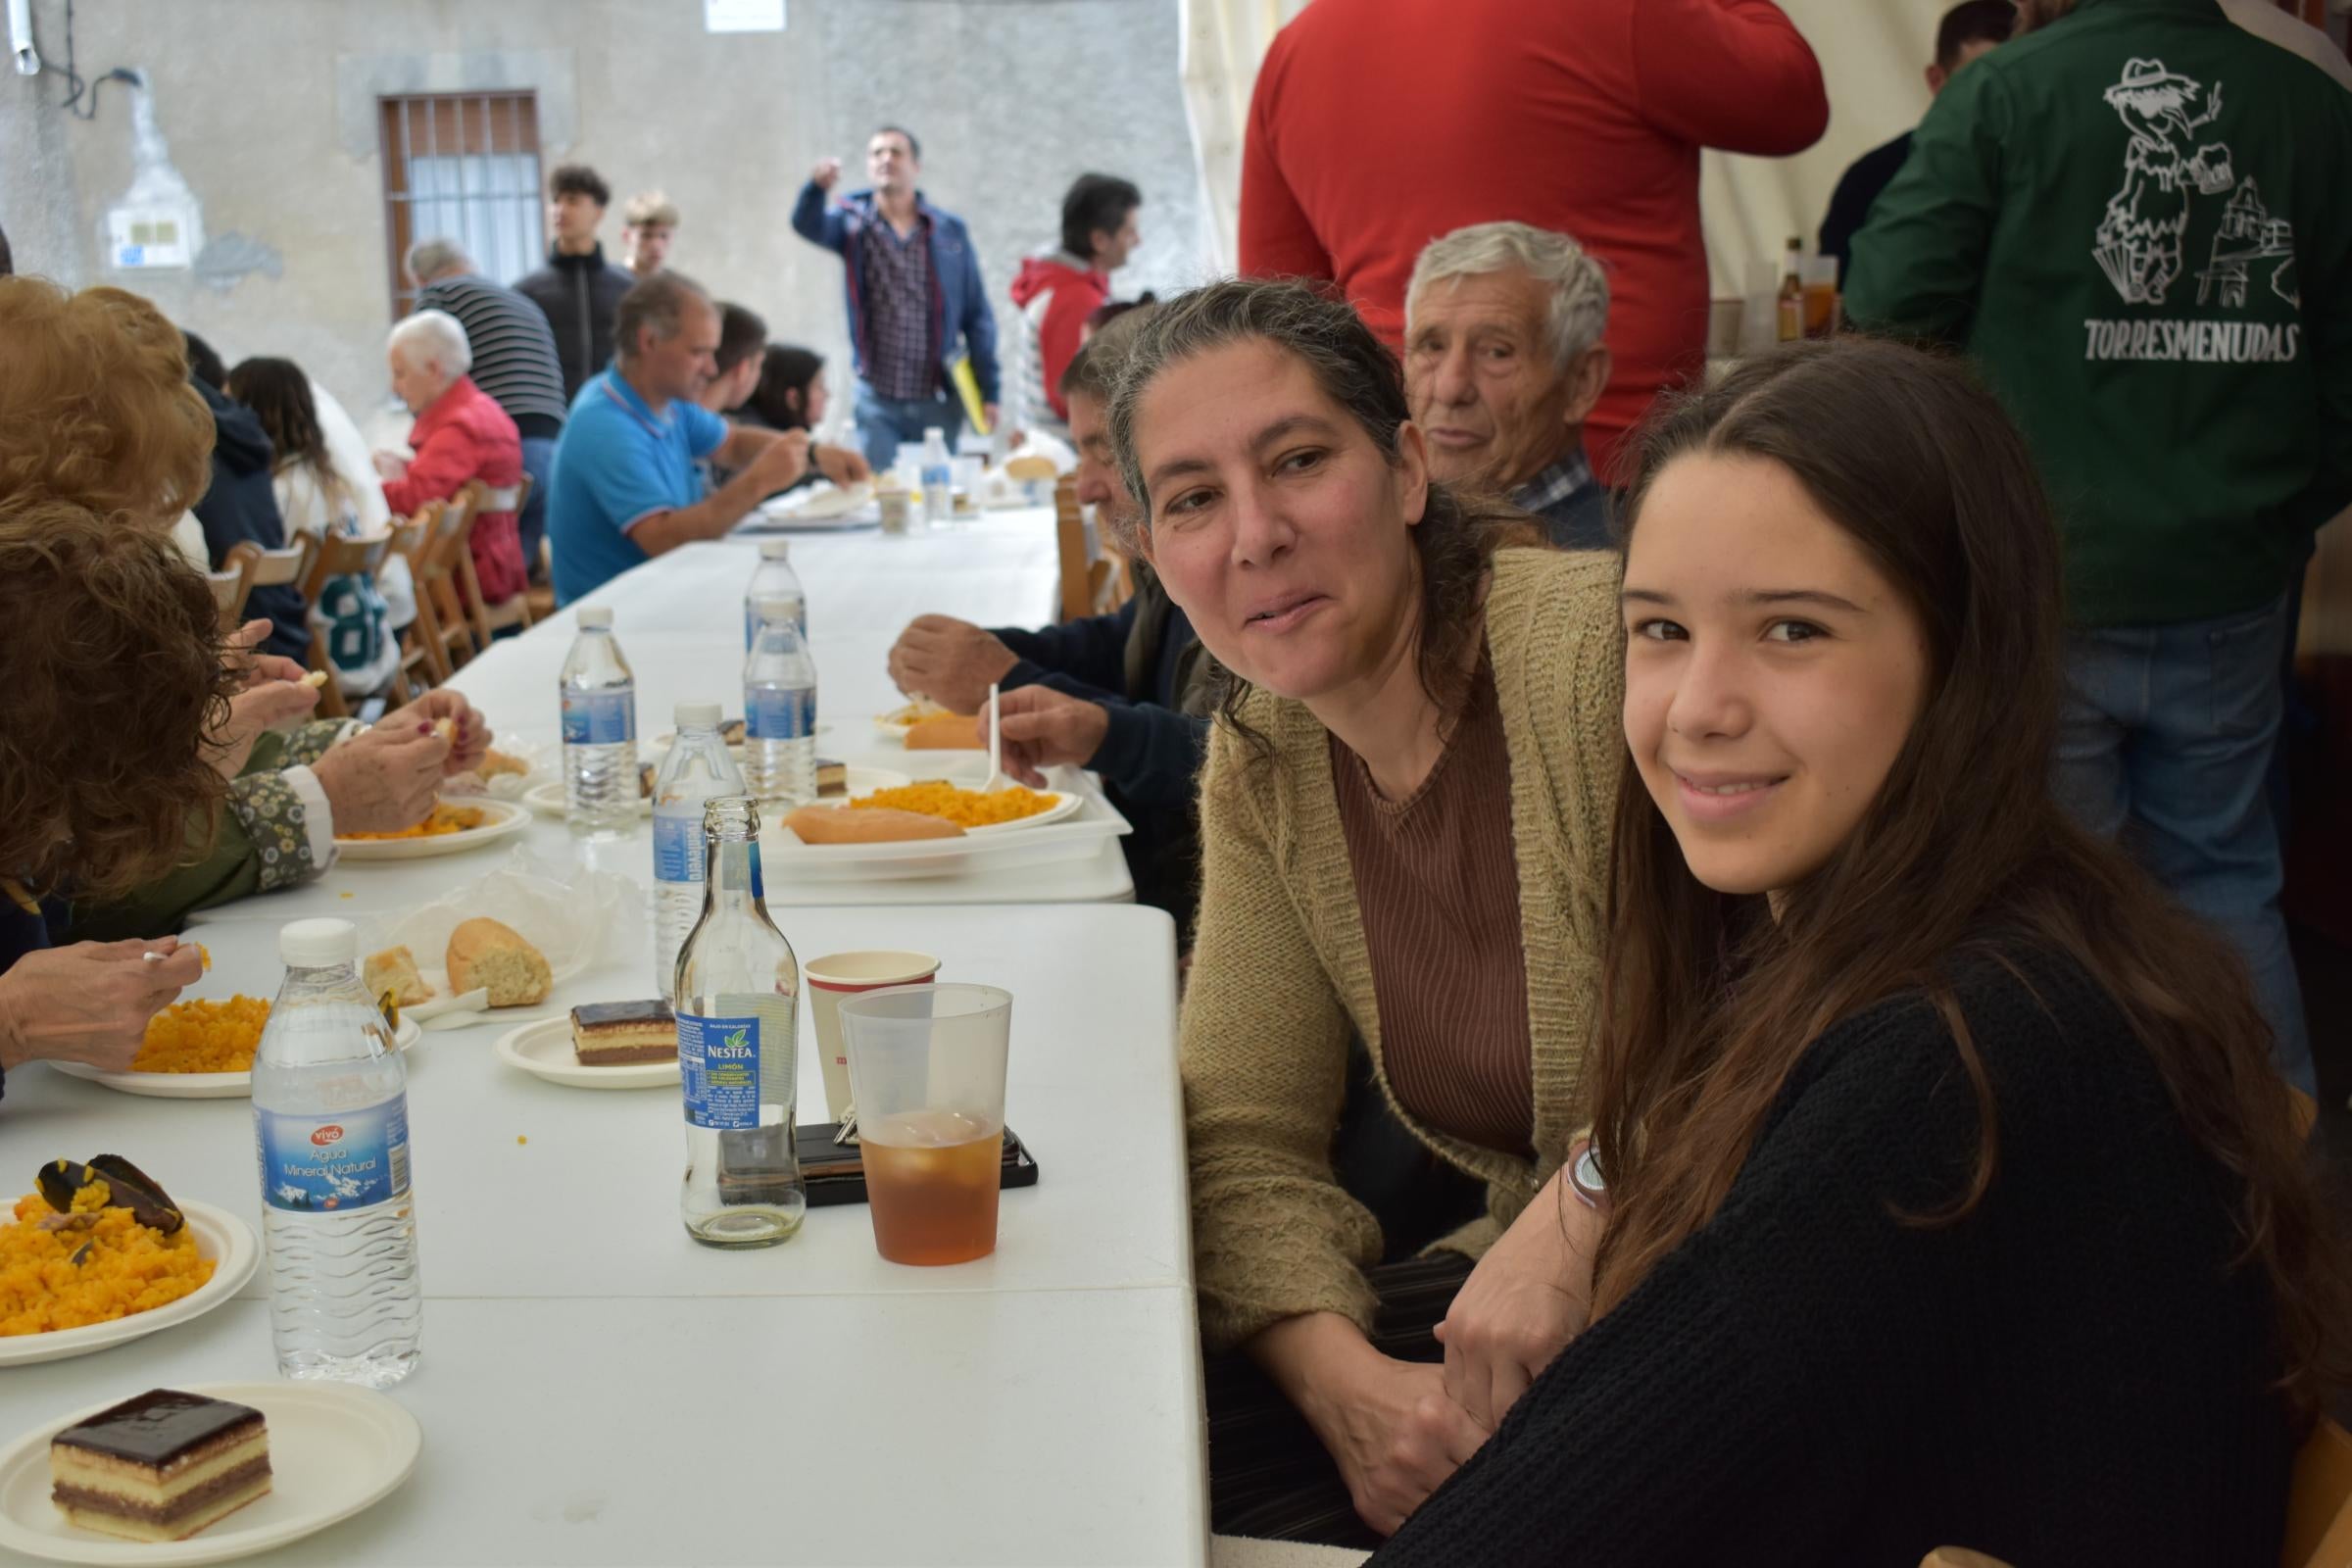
275, 720, 351, 770
223, 771, 320, 894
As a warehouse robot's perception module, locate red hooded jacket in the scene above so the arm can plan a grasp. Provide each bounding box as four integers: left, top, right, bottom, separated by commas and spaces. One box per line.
1010, 252, 1109, 424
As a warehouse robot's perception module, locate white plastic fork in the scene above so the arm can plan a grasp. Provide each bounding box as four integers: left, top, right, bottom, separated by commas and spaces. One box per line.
981, 681, 1013, 793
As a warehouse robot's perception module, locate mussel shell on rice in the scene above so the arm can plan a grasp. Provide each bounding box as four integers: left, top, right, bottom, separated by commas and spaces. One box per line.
33, 1154, 186, 1235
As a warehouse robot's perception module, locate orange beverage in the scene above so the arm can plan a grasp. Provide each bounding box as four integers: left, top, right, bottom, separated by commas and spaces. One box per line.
860, 1109, 1001, 1265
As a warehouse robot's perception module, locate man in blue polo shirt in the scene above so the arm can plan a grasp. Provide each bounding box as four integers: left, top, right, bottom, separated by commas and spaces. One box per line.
548, 271, 868, 604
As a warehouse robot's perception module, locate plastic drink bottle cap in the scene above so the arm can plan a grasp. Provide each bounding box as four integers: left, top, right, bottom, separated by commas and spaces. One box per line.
576, 607, 614, 629
280, 917, 357, 969
675, 700, 723, 728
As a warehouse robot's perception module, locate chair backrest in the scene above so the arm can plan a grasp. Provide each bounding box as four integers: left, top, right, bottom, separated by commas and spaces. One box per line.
299, 529, 395, 605
1054, 474, 1093, 622
206, 566, 247, 632
225, 534, 318, 592
475, 472, 529, 515
420, 486, 479, 576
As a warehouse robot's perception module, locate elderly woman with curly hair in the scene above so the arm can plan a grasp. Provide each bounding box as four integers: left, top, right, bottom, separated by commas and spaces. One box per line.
0, 505, 225, 1093
0, 276, 497, 939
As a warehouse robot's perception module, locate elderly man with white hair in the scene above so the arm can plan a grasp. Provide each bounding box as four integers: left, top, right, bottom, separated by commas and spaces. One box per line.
375, 308, 529, 611
1404, 221, 1614, 551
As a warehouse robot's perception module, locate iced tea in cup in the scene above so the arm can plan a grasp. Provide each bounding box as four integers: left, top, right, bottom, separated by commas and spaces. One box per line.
840, 983, 1010, 1265
805, 951, 942, 1123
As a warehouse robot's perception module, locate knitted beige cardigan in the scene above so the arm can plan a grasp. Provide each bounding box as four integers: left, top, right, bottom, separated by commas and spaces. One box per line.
1183, 546, 1626, 1353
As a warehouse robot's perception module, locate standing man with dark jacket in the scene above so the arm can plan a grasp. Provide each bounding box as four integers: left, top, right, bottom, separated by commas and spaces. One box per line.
1846, 0, 2352, 1095
182, 331, 309, 664
515, 164, 633, 404
792, 125, 1002, 472
408, 239, 570, 576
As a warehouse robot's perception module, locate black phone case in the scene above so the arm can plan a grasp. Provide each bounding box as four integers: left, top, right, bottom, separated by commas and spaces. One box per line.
794, 1124, 1040, 1207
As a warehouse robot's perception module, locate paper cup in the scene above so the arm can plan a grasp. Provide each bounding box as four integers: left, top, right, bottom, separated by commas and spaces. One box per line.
805, 951, 940, 1121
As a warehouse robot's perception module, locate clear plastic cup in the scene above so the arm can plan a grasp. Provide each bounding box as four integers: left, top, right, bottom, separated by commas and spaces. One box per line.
840, 983, 1011, 1265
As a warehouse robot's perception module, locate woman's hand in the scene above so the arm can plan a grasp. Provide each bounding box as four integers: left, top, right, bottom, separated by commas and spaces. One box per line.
378, 691, 489, 774
209, 677, 323, 779
0, 939, 202, 1073
1433, 1172, 1603, 1431
312, 722, 449, 835
995, 685, 1109, 786
1251, 1312, 1491, 1537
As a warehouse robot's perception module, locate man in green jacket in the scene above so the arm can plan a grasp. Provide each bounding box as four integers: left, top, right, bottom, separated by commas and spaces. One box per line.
1844, 0, 2352, 1095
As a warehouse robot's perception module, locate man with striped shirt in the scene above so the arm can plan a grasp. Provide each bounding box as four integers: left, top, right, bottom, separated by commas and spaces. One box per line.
408, 239, 569, 579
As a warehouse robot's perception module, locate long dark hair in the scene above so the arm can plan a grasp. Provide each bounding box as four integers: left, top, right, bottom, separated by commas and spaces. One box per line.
1105, 277, 1535, 750
225, 357, 338, 501
1591, 336, 2351, 1418
745, 345, 824, 432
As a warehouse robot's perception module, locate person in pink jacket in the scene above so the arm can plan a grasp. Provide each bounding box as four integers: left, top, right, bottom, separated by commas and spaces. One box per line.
376, 309, 528, 607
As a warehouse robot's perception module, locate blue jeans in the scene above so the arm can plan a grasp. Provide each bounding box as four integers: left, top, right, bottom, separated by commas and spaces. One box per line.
517, 435, 559, 583
853, 381, 964, 472
2051, 593, 2313, 1094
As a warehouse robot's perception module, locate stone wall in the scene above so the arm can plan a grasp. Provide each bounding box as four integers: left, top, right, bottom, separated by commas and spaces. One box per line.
0, 0, 1210, 427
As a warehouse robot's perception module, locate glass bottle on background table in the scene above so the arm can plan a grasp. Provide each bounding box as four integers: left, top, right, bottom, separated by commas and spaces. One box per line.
251, 917, 422, 1386
652, 700, 747, 1003
674, 797, 806, 1247
744, 595, 818, 805
744, 537, 807, 652
560, 606, 639, 839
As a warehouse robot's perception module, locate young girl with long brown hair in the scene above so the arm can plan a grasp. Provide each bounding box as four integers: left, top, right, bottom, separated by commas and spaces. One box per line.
1370, 336, 2350, 1565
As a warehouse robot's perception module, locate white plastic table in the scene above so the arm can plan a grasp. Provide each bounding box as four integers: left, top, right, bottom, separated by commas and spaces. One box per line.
0, 905, 1204, 1566
360, 509, 1139, 910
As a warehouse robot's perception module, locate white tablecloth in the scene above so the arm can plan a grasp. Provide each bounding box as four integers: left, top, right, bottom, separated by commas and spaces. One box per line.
0, 518, 1207, 1566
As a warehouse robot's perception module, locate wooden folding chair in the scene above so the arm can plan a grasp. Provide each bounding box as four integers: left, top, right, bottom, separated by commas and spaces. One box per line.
296, 529, 397, 719
410, 490, 481, 679
457, 474, 536, 648
392, 503, 458, 687
1916, 1417, 2352, 1568
1054, 474, 1094, 622
206, 566, 248, 635
222, 535, 319, 640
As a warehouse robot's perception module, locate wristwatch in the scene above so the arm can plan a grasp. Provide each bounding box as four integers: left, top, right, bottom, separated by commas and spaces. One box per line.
1568, 1139, 1608, 1212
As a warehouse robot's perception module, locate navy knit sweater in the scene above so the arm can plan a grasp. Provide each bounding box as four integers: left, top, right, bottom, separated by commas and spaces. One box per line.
1371, 946, 2294, 1567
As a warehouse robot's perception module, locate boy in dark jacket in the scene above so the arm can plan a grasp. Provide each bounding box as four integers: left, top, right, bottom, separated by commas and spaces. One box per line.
515, 164, 633, 403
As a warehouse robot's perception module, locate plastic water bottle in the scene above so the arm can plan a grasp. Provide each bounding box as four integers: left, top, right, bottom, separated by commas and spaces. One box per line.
251, 917, 422, 1388
561, 606, 638, 839
744, 538, 808, 652
676, 796, 805, 1247
653, 701, 747, 1002
744, 595, 817, 805
920, 426, 954, 528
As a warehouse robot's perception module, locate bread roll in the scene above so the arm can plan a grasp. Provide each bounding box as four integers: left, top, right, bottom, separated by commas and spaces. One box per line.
784, 807, 965, 844
476, 749, 528, 780
364, 945, 432, 1006
904, 712, 984, 751
445, 917, 552, 1006
1004, 454, 1057, 481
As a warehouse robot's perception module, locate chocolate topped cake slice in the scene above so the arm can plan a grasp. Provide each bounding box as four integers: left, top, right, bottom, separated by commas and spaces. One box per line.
571, 1000, 677, 1066
51, 1389, 271, 1542
815, 758, 849, 799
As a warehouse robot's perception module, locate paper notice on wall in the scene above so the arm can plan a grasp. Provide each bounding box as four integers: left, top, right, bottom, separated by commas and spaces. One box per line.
705, 0, 784, 30
107, 205, 195, 269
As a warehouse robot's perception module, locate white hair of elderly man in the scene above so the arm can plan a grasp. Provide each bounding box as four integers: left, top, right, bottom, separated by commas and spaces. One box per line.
1406, 220, 1611, 370
388, 308, 473, 378
404, 237, 472, 288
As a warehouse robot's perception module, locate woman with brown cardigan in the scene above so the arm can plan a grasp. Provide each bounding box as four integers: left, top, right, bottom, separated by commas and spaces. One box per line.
1105, 278, 1623, 1544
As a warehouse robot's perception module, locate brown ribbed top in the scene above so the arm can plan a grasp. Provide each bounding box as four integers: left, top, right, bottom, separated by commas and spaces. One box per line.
1330, 656, 1535, 1159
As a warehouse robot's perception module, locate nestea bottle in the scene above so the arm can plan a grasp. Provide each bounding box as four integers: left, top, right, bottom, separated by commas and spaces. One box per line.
675, 797, 806, 1247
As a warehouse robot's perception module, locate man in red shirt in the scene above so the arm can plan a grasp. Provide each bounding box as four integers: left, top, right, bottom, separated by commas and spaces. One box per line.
1240, 0, 1828, 480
